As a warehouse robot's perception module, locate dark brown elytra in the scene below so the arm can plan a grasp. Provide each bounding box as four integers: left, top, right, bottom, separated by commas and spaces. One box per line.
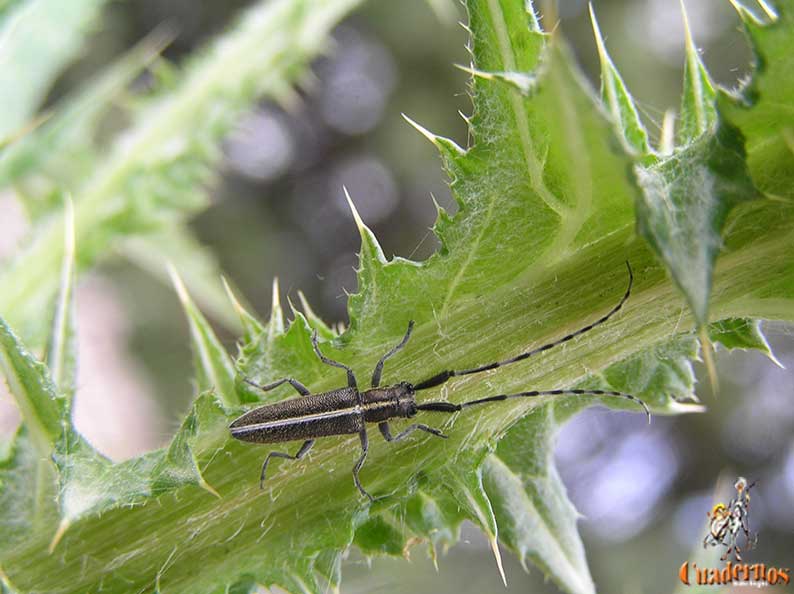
229, 262, 649, 501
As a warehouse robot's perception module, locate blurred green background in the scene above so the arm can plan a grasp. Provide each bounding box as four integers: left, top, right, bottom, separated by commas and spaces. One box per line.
0, 1, 791, 593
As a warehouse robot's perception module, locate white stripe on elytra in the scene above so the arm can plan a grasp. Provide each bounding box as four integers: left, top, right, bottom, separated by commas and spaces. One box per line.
230, 400, 397, 434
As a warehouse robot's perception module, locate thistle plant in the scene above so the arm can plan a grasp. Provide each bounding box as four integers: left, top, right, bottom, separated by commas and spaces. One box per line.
0, 0, 792, 593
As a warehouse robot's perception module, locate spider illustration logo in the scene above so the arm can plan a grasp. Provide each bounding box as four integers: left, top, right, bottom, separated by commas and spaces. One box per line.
703, 477, 758, 562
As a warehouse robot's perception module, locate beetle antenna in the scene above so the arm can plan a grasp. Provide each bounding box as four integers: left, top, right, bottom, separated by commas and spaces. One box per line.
414, 261, 633, 391
418, 387, 651, 423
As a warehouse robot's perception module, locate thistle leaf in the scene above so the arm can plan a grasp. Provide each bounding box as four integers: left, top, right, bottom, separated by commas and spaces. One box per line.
0, 0, 366, 346
708, 318, 781, 365
0, 316, 64, 455
1, 0, 793, 592
634, 122, 760, 326
0, 427, 58, 557
44, 199, 77, 402
122, 225, 241, 333
0, 29, 171, 204
719, 0, 794, 201
0, 0, 109, 140
589, 5, 653, 157
678, 0, 717, 143
170, 265, 237, 407
484, 410, 594, 594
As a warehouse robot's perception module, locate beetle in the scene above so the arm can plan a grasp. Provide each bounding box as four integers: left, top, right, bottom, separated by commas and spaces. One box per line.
229, 262, 648, 501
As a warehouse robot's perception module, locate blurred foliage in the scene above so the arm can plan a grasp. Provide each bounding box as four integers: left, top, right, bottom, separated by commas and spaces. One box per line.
0, 0, 793, 593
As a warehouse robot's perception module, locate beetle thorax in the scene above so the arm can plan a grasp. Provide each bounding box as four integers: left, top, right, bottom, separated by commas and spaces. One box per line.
360, 382, 417, 423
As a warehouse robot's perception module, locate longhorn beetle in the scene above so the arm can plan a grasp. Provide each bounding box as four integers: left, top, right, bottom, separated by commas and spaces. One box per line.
229, 262, 649, 501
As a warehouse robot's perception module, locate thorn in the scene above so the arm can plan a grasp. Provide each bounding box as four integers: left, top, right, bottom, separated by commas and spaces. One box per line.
659, 109, 676, 155
285, 293, 298, 319
198, 476, 222, 499
680, 0, 697, 56
588, 3, 609, 66
344, 186, 366, 235
48, 518, 70, 554
297, 290, 333, 336
456, 64, 537, 94
296, 290, 312, 314
755, 321, 785, 369
518, 551, 530, 573
296, 290, 318, 320
401, 113, 440, 145
221, 276, 264, 338
768, 351, 785, 370
727, 0, 766, 24
525, 0, 542, 32
167, 262, 190, 307
401, 113, 465, 156
429, 192, 446, 218
756, 0, 778, 20
269, 277, 284, 337
453, 63, 494, 81
488, 532, 508, 587
344, 187, 387, 264
699, 327, 720, 398
668, 400, 707, 414
221, 276, 244, 318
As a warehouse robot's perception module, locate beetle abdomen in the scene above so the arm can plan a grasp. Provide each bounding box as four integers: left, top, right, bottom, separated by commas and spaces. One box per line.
229, 387, 363, 444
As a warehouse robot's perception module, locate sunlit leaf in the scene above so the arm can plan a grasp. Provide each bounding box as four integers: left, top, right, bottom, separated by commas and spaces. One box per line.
1, 0, 793, 592
0, 0, 109, 140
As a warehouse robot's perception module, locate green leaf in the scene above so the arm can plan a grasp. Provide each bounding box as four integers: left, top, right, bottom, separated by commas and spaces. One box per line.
354, 515, 406, 556
43, 199, 77, 402
0, 0, 109, 140
150, 391, 225, 498
122, 226, 241, 332
589, 5, 652, 157
719, 0, 794, 201
223, 277, 267, 346
678, 0, 717, 144
0, 567, 19, 594
708, 318, 780, 364
591, 2, 760, 326
634, 122, 760, 326
0, 0, 365, 346
0, 29, 171, 204
295, 291, 337, 341
170, 265, 238, 407
2, 0, 794, 592
484, 408, 594, 594
0, 427, 58, 558
597, 334, 703, 412
50, 391, 227, 550
0, 316, 64, 455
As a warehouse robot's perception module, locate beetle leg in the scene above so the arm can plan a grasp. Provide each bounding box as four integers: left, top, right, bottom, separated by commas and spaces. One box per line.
371, 321, 414, 387
311, 330, 358, 389
352, 430, 373, 501
378, 421, 448, 441
259, 440, 314, 489
244, 377, 310, 396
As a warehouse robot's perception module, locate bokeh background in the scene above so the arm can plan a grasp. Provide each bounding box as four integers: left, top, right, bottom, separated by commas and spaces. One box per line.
0, 0, 792, 593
